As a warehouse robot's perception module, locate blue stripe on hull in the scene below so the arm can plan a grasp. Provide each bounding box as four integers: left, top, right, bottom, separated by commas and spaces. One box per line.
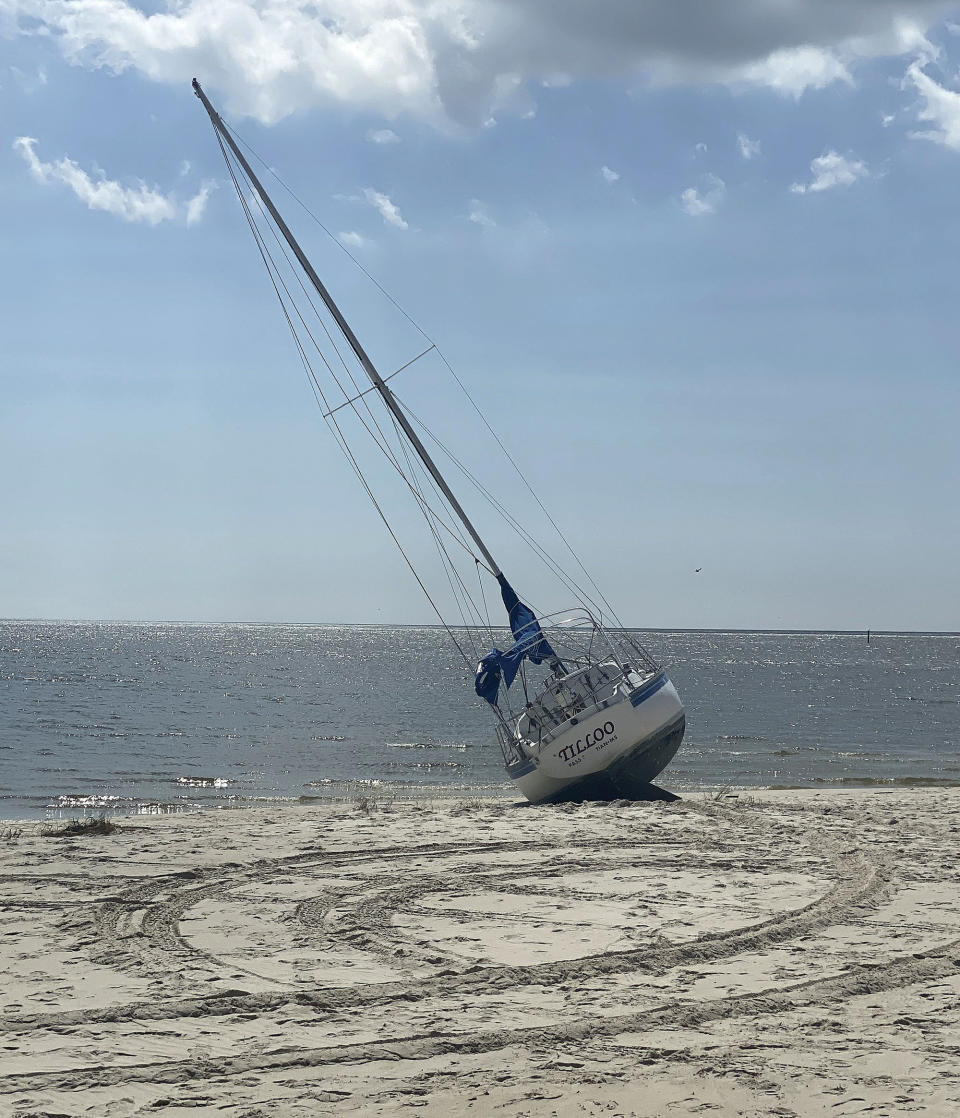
629, 670, 668, 707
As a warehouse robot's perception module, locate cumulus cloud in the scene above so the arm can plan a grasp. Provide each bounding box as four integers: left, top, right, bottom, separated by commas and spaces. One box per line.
366, 128, 400, 144
6, 0, 953, 126
790, 150, 869, 193
905, 62, 960, 149
600, 165, 619, 184
13, 136, 210, 224
680, 173, 725, 216
737, 45, 853, 97
362, 187, 407, 228
737, 132, 761, 159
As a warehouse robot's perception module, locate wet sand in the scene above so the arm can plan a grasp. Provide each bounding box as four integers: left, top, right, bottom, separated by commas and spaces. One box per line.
1, 788, 959, 1116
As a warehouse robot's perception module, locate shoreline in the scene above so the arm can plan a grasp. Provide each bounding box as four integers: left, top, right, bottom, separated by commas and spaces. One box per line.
5, 776, 960, 825
3, 787, 960, 1115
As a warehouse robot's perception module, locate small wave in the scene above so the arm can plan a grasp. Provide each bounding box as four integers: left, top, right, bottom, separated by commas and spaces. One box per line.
387, 741, 469, 750
304, 778, 386, 787
174, 776, 231, 788
131, 801, 204, 815
811, 776, 960, 788
52, 794, 122, 808
390, 760, 463, 771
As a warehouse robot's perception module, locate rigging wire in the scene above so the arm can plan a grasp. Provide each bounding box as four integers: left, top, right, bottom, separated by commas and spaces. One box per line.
387, 400, 500, 653
216, 113, 659, 672
391, 415, 486, 663
393, 393, 658, 665
230, 152, 494, 580
221, 120, 632, 626
225, 144, 516, 661
213, 128, 474, 667
393, 393, 606, 613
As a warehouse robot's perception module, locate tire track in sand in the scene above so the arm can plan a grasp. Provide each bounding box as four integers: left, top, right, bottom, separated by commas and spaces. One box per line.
0, 832, 886, 1036
3, 933, 956, 1093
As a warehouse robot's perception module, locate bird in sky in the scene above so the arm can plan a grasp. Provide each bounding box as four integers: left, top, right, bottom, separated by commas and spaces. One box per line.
695, 568, 702, 573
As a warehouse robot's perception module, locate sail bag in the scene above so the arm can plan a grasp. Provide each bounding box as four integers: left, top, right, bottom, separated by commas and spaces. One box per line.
475, 575, 558, 703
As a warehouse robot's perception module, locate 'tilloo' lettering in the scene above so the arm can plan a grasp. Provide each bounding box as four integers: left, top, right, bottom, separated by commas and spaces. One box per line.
557, 720, 616, 763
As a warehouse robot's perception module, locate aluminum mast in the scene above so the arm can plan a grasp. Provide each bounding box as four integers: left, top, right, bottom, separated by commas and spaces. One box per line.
193, 78, 502, 578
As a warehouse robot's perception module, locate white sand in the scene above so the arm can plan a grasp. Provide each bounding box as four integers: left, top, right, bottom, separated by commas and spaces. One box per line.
1, 788, 959, 1116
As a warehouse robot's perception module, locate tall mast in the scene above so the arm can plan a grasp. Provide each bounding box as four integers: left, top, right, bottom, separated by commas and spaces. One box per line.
192, 79, 502, 578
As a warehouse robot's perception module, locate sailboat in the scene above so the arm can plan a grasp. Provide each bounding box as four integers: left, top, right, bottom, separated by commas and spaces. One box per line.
193, 80, 685, 804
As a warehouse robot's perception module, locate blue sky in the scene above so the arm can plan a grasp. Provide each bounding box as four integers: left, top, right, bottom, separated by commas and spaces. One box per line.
2, 1, 959, 630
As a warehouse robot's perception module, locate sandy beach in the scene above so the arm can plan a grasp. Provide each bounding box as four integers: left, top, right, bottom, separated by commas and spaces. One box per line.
1, 788, 958, 1116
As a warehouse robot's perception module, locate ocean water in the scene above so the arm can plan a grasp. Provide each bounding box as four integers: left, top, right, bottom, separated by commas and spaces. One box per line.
0, 621, 957, 819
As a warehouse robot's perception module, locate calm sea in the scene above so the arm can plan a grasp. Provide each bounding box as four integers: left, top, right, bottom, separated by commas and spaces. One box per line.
0, 622, 957, 820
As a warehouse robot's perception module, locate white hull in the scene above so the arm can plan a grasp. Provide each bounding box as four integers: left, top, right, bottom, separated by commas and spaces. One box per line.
505, 672, 685, 804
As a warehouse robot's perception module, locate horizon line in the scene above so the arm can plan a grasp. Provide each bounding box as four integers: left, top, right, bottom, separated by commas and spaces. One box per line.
1, 617, 958, 637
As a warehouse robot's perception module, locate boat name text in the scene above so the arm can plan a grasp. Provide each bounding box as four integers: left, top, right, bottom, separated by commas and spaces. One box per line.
557, 721, 616, 764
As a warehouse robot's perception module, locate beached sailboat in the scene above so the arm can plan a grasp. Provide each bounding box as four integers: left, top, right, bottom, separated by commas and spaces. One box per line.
193, 80, 685, 803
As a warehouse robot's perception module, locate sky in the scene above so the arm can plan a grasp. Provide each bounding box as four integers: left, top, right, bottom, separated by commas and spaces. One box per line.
2, 0, 959, 631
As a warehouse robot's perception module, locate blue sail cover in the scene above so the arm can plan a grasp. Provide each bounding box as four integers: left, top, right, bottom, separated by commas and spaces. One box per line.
474, 575, 558, 704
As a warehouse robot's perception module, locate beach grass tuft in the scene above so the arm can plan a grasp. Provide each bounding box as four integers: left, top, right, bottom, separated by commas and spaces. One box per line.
44, 814, 118, 838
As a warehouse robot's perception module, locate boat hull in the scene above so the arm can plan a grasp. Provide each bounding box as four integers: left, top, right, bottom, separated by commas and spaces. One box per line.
505, 673, 685, 804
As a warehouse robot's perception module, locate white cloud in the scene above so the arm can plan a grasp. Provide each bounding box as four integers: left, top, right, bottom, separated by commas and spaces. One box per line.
737, 132, 761, 160
467, 198, 495, 226
881, 112, 896, 127
13, 136, 208, 224
600, 165, 619, 184
185, 180, 216, 225
339, 230, 369, 248
7, 0, 953, 126
680, 173, 725, 216
790, 150, 869, 193
694, 141, 708, 155
366, 128, 400, 144
905, 62, 960, 149
362, 187, 407, 228
737, 45, 853, 98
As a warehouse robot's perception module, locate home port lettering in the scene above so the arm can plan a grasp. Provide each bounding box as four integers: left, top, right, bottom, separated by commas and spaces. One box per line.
558, 720, 617, 764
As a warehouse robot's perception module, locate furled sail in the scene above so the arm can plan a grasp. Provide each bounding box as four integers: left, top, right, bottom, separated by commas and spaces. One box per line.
475, 575, 559, 704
